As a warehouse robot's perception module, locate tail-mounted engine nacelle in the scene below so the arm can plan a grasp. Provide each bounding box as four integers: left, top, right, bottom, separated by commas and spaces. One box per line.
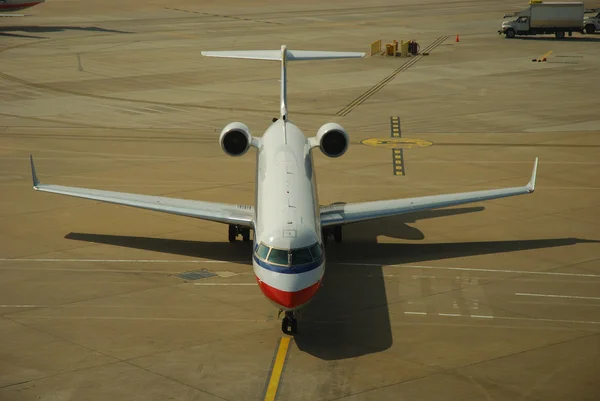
219, 122, 253, 157
316, 123, 349, 158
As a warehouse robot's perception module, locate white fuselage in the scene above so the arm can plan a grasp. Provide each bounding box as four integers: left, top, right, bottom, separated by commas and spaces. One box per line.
252, 119, 325, 311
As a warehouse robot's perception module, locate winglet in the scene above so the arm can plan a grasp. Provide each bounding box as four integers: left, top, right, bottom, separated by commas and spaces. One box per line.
29, 154, 40, 189
527, 157, 538, 193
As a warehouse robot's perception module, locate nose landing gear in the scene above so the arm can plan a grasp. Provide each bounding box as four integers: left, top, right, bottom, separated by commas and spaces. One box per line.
281, 310, 298, 334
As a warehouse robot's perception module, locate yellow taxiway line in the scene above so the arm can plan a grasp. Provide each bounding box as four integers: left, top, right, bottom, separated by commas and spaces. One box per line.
264, 336, 291, 401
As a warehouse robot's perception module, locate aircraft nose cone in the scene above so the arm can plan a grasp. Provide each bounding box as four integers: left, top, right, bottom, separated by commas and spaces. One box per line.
257, 279, 321, 309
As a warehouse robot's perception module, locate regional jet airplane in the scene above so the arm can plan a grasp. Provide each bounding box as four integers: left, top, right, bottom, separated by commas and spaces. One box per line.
29, 46, 538, 334
0, 0, 45, 17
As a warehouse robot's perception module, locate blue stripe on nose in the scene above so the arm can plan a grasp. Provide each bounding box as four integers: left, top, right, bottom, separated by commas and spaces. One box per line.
253, 255, 323, 274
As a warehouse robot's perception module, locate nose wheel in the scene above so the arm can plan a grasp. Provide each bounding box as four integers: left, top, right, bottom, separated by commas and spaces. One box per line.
281, 311, 298, 334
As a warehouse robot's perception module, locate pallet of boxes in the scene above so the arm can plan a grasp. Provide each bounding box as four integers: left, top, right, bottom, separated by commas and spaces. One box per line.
370, 39, 420, 57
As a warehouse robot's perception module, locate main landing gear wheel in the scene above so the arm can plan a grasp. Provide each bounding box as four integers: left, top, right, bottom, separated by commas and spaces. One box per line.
281, 311, 298, 334
322, 226, 343, 243
333, 226, 342, 243
228, 225, 236, 242
228, 225, 252, 242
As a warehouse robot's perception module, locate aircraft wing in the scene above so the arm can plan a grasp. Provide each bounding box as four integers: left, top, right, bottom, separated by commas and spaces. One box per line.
29, 156, 254, 227
321, 158, 538, 227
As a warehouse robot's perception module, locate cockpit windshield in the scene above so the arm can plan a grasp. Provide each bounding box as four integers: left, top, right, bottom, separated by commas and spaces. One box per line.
291, 248, 312, 265
267, 248, 289, 265
256, 243, 270, 259
309, 243, 322, 259
255, 241, 323, 267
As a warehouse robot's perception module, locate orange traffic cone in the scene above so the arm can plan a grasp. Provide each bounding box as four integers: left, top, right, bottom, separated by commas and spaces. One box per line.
456, 33, 460, 42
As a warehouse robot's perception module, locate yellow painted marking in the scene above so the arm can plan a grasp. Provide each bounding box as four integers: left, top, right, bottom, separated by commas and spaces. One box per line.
537, 50, 553, 61
362, 138, 433, 149
264, 337, 291, 401
389, 117, 406, 176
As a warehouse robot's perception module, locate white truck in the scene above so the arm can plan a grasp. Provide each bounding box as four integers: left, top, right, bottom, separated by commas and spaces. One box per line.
583, 8, 600, 34
499, 1, 585, 39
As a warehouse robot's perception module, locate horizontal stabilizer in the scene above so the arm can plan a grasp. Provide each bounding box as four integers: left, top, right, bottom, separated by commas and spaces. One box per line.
201, 50, 282, 60
201, 49, 365, 61
288, 50, 365, 61
201, 45, 364, 120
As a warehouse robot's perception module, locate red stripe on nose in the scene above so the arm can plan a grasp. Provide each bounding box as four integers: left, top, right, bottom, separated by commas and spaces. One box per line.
257, 278, 321, 309
0, 2, 43, 10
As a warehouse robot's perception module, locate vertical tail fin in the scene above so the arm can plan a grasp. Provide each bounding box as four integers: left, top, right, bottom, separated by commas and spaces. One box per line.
280, 45, 289, 120
201, 46, 364, 120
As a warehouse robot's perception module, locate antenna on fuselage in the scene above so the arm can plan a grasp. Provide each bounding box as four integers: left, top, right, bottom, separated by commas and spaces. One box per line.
200, 47, 365, 121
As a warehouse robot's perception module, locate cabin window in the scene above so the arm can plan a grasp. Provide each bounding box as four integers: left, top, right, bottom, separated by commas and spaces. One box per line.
256, 243, 270, 260
291, 248, 313, 265
267, 248, 289, 266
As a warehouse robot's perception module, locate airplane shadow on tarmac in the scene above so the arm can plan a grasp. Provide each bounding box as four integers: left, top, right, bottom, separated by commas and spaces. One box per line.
65, 206, 598, 360
0, 25, 131, 39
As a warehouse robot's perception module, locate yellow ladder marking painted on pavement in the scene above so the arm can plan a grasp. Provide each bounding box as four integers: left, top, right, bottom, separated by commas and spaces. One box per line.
391, 116, 405, 176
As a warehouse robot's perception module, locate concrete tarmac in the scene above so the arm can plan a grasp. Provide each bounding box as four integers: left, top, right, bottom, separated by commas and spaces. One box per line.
1, 0, 599, 400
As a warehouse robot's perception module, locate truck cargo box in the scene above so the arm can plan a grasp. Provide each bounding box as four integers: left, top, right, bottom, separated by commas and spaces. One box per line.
530, 2, 585, 28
